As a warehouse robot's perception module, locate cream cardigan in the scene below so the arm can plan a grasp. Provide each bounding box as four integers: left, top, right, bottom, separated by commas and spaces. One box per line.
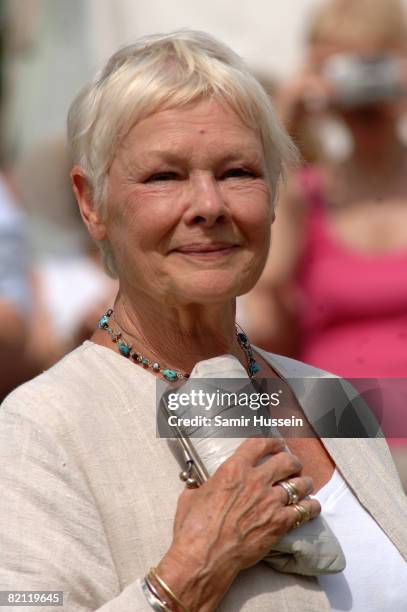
0, 341, 406, 611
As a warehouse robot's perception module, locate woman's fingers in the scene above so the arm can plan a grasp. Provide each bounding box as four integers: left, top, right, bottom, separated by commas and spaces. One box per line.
233, 437, 287, 464
255, 448, 303, 484
282, 497, 322, 530
228, 438, 304, 487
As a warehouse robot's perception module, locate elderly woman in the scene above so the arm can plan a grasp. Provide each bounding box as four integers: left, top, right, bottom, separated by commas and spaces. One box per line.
0, 31, 406, 612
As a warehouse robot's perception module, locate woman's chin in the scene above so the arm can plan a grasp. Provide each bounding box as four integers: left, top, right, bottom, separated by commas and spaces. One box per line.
165, 270, 258, 306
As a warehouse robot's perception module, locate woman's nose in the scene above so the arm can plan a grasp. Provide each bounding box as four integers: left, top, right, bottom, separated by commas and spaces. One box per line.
184, 174, 230, 227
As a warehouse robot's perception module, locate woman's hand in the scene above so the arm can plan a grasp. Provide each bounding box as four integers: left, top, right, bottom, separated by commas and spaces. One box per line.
156, 437, 321, 611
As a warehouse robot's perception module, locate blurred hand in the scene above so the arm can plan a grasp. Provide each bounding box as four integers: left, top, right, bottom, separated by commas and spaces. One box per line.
275, 64, 334, 131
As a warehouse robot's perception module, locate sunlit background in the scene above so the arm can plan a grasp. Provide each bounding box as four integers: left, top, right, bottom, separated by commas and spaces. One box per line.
2, 0, 321, 160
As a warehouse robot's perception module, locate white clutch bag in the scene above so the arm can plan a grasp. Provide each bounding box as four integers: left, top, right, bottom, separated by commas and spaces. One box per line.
161, 354, 346, 576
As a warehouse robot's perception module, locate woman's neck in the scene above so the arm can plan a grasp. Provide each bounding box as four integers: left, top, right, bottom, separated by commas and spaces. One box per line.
339, 137, 406, 193
94, 291, 246, 374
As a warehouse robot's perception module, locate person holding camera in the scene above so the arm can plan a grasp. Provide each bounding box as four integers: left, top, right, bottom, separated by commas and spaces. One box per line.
243, 0, 407, 488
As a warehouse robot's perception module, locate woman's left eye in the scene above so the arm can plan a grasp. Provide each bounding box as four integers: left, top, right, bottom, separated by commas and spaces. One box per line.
222, 168, 257, 179
145, 171, 178, 182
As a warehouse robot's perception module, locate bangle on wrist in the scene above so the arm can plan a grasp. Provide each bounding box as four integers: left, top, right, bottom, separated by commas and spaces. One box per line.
145, 574, 172, 609
142, 578, 172, 611
149, 567, 191, 612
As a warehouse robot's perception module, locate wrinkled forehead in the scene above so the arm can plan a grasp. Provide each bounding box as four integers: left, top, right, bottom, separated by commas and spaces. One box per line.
113, 96, 265, 163
130, 92, 258, 134
112, 98, 266, 173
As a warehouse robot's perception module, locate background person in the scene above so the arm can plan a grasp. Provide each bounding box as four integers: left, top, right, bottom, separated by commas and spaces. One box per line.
12, 135, 118, 370
0, 173, 33, 398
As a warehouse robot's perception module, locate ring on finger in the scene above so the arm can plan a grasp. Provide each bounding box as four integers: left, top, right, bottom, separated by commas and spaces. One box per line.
292, 503, 311, 528
277, 480, 300, 505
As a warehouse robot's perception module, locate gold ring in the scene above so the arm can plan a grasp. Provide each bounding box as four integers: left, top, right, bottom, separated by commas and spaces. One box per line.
277, 480, 300, 505
292, 503, 311, 528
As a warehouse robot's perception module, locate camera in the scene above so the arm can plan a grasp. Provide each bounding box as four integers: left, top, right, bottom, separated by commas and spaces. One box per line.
322, 53, 405, 107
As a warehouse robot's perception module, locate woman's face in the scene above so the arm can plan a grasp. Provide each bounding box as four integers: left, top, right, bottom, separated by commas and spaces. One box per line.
102, 98, 272, 307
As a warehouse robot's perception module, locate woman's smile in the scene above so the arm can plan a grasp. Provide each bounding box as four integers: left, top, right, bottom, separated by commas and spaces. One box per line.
172, 242, 240, 259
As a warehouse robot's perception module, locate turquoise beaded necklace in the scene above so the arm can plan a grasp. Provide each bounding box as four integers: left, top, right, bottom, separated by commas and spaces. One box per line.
98, 308, 260, 383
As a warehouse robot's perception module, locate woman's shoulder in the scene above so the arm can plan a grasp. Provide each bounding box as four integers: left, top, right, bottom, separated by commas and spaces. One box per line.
1, 341, 155, 431
3, 341, 106, 400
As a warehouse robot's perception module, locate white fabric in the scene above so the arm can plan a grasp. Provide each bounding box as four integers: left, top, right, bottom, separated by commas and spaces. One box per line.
187, 354, 249, 472
315, 469, 407, 611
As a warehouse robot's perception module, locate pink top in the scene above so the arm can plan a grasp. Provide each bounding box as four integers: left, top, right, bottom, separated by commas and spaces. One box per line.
296, 167, 407, 442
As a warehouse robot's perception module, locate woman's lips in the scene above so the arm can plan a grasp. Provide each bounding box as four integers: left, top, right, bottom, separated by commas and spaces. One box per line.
173, 244, 239, 257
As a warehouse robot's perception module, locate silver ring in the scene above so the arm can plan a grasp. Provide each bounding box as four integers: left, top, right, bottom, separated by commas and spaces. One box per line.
277, 480, 300, 505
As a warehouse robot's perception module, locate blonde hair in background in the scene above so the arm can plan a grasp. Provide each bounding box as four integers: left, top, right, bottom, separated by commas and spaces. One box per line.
307, 0, 407, 49
67, 30, 298, 278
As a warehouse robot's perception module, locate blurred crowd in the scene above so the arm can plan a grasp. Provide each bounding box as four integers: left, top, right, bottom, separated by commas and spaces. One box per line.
1, 0, 407, 486
0, 3, 117, 400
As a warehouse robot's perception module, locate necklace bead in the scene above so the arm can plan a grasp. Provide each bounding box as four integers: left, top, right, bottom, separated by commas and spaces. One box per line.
118, 341, 131, 357
249, 362, 261, 376
162, 369, 178, 382
98, 315, 109, 329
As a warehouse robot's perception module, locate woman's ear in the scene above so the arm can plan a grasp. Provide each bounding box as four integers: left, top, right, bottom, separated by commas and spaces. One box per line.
71, 166, 107, 241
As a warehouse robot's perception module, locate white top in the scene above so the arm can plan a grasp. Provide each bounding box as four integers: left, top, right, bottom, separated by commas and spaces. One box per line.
315, 469, 407, 611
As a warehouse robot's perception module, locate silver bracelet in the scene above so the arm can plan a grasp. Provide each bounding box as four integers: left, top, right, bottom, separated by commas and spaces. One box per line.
141, 579, 172, 611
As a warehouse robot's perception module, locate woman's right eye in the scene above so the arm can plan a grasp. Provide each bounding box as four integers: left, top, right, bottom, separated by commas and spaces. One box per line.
145, 171, 178, 182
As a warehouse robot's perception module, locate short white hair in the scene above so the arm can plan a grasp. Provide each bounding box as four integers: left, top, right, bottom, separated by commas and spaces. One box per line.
67, 30, 297, 277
